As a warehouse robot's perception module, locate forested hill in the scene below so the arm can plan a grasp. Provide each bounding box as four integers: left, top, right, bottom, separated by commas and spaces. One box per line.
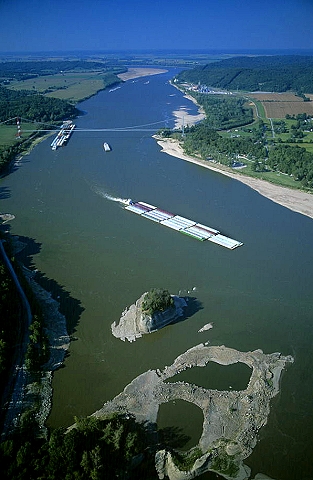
175, 55, 313, 93
0, 86, 79, 123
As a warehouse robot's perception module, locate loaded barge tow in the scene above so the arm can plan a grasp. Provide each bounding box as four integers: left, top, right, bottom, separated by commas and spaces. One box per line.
51, 120, 75, 150
124, 201, 243, 250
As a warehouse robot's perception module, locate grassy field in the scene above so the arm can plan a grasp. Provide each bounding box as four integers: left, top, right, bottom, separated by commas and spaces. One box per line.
240, 161, 300, 189
7, 71, 114, 103
45, 78, 106, 103
9, 72, 103, 92
0, 123, 39, 147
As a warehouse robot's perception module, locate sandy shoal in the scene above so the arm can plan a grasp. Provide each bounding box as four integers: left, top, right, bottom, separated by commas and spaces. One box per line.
156, 137, 313, 220
117, 67, 168, 81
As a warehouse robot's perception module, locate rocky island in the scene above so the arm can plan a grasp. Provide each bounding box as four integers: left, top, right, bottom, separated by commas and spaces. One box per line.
92, 342, 293, 480
111, 289, 187, 342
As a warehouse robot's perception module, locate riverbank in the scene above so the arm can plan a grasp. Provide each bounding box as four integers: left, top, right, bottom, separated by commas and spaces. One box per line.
0, 236, 70, 438
165, 83, 313, 220
156, 136, 313, 220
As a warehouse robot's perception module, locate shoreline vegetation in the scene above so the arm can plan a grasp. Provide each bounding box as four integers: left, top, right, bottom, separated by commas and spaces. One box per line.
156, 135, 313, 220
118, 68, 313, 220
159, 89, 313, 220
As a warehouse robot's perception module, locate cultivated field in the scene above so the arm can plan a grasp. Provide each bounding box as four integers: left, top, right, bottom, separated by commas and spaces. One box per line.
250, 93, 313, 118
45, 78, 105, 103
7, 71, 110, 103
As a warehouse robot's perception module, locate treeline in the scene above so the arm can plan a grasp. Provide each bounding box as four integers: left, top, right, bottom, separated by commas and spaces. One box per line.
166, 120, 313, 189
175, 55, 313, 93
0, 86, 79, 123
192, 93, 253, 129
179, 123, 266, 164
0, 255, 21, 382
0, 131, 50, 174
267, 144, 313, 188
0, 239, 48, 401
0, 414, 156, 479
175, 120, 313, 188
0, 60, 126, 81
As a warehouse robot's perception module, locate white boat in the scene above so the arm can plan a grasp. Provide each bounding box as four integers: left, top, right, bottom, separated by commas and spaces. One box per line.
103, 142, 111, 152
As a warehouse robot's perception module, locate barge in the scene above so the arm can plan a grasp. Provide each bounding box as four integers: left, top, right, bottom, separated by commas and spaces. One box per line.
51, 121, 75, 150
124, 201, 243, 250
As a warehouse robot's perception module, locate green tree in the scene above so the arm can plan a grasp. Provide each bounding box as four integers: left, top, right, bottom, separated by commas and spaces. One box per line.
142, 288, 174, 315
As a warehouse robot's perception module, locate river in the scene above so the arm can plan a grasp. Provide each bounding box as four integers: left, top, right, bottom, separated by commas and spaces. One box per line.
1, 69, 313, 479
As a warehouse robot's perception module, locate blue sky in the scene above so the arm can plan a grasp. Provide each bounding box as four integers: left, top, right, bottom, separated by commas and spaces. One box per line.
1, 0, 313, 53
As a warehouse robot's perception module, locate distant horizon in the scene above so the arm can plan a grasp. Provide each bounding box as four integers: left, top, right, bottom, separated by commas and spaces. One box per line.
1, 47, 313, 58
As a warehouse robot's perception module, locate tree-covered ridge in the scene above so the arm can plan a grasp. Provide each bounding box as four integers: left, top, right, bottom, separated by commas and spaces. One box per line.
0, 86, 79, 123
175, 55, 313, 93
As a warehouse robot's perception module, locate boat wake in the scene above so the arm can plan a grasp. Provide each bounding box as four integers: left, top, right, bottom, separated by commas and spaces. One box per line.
92, 186, 131, 205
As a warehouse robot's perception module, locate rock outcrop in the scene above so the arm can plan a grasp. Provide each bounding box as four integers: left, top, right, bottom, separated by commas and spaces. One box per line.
92, 343, 293, 480
111, 293, 187, 342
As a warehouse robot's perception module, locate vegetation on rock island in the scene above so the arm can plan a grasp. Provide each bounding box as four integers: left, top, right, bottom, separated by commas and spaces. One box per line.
141, 288, 174, 316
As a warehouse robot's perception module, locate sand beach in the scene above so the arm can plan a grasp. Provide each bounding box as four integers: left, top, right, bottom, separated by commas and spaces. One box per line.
156, 136, 313, 220
117, 67, 167, 81
120, 66, 313, 220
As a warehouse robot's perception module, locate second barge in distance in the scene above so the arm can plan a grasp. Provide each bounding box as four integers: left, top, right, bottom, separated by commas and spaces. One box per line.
124, 201, 243, 250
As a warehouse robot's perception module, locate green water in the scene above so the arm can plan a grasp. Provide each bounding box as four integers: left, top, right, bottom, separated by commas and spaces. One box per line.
1, 70, 313, 479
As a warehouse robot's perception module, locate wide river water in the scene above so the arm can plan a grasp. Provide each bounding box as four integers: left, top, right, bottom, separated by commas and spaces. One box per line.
1, 69, 313, 479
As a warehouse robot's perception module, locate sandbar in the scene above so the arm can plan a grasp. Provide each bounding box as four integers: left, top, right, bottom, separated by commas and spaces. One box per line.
117, 67, 168, 81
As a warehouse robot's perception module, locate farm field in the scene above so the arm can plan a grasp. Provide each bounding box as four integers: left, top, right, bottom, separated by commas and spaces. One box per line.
8, 72, 103, 92
249, 93, 313, 118
45, 78, 105, 102
7, 71, 114, 103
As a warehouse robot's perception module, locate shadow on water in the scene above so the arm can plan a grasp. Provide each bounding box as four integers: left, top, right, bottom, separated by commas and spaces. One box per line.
170, 296, 203, 326
158, 425, 191, 450
0, 153, 31, 178
13, 234, 84, 336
